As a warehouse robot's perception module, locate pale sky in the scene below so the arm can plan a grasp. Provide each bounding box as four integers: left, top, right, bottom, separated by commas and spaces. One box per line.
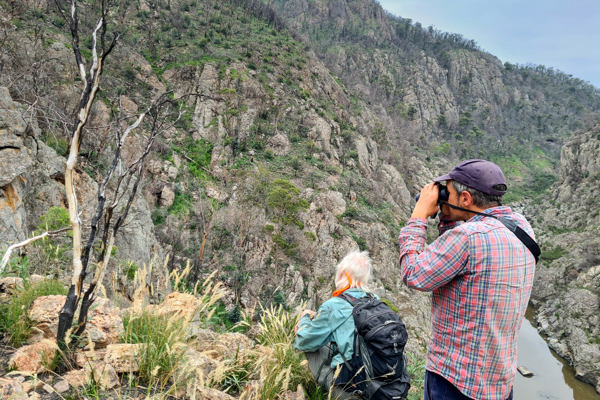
377, 0, 600, 88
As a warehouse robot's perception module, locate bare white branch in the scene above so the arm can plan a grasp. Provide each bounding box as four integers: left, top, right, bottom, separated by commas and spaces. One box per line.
90, 19, 103, 78
120, 111, 146, 146
1, 228, 71, 273
71, 0, 86, 82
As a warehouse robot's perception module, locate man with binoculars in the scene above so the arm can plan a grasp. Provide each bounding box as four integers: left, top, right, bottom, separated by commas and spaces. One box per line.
398, 159, 537, 400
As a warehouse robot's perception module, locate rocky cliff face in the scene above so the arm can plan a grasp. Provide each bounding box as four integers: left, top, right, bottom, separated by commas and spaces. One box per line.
0, 0, 435, 357
527, 122, 600, 392
271, 0, 600, 196
0, 86, 167, 301
147, 35, 434, 354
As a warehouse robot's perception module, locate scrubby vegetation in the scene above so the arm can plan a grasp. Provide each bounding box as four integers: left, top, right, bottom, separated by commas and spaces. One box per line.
1, 266, 430, 399
0, 279, 67, 347
2, 0, 599, 396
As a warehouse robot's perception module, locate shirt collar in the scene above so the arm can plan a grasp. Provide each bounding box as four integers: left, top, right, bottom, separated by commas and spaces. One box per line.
467, 205, 512, 223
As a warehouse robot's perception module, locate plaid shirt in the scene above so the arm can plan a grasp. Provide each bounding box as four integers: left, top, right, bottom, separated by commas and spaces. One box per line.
398, 206, 536, 400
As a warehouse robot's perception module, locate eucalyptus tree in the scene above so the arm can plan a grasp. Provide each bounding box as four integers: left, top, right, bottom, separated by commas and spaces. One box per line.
51, 0, 183, 359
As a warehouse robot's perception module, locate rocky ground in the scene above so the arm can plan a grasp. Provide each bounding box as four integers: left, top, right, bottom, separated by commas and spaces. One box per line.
0, 274, 309, 400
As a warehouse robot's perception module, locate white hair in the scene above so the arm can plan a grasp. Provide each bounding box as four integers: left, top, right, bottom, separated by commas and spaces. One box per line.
335, 250, 372, 289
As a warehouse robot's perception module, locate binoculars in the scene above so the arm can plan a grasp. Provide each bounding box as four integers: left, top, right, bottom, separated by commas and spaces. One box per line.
415, 183, 449, 203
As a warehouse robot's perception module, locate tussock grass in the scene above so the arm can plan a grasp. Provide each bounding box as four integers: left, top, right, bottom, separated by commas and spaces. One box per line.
121, 262, 226, 394
210, 341, 258, 395
247, 305, 320, 399
406, 352, 426, 400
179, 303, 322, 399
122, 311, 187, 390
0, 279, 67, 347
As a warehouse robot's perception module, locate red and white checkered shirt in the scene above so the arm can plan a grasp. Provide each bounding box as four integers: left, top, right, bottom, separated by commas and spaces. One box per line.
398, 206, 536, 400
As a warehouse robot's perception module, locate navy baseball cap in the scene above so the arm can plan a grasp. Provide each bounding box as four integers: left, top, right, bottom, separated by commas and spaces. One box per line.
434, 159, 507, 196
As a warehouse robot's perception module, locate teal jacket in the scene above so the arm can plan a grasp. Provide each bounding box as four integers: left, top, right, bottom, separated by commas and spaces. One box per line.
294, 289, 368, 367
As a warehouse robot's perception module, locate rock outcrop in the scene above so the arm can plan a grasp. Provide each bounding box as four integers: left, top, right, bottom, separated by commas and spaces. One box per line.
0, 87, 166, 298
527, 122, 600, 392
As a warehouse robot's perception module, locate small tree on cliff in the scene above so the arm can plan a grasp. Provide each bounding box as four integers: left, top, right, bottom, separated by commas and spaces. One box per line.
51, 0, 183, 360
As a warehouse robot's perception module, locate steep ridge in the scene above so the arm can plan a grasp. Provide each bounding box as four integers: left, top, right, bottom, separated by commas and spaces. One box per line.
271, 0, 600, 200
0, 0, 433, 355
527, 121, 600, 392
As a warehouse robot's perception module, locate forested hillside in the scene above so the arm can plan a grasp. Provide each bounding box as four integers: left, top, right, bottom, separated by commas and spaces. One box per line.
271, 0, 600, 200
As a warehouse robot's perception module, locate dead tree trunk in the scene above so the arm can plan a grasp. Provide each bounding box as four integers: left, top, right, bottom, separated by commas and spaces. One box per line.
73, 96, 182, 340
57, 89, 181, 357
53, 0, 184, 359
56, 0, 118, 355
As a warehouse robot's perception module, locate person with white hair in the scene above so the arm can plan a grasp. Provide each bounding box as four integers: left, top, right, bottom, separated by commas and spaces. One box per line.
294, 250, 372, 399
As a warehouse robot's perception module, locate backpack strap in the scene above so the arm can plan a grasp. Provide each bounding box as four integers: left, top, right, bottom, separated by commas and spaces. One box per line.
336, 343, 354, 372
439, 201, 541, 263
496, 217, 541, 263
338, 291, 373, 306
338, 292, 357, 306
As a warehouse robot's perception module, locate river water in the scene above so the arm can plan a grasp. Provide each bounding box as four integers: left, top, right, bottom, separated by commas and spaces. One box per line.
514, 309, 600, 399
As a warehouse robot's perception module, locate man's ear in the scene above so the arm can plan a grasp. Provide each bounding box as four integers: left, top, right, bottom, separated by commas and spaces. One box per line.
460, 190, 473, 206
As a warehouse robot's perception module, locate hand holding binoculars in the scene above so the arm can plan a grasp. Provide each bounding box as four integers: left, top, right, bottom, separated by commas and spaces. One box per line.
415, 183, 449, 204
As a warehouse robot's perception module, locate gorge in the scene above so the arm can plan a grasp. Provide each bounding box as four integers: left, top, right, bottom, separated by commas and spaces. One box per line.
1, 0, 599, 397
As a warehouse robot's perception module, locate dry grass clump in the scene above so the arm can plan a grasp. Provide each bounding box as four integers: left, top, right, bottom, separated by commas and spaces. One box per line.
120, 261, 226, 395
113, 259, 325, 398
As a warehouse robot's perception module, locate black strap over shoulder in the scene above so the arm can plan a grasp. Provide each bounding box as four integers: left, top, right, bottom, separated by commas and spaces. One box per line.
496, 217, 541, 263
338, 291, 374, 306
440, 202, 541, 263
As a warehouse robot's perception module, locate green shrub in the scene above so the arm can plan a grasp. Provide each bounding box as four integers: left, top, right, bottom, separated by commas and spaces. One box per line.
263, 224, 275, 233
340, 206, 359, 218
125, 262, 139, 281
44, 135, 69, 157
407, 104, 417, 119
432, 142, 451, 155
531, 171, 557, 192
266, 179, 309, 227
347, 150, 359, 160
352, 234, 367, 251
204, 302, 246, 332
304, 231, 317, 241
540, 245, 567, 263
168, 192, 193, 216
151, 208, 167, 225
173, 138, 214, 180
272, 234, 297, 257
381, 298, 399, 313
38, 206, 70, 231
0, 279, 67, 347
406, 352, 426, 400
1, 255, 30, 279
272, 289, 287, 309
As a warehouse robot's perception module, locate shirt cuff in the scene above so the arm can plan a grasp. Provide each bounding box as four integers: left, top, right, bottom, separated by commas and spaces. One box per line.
407, 217, 428, 226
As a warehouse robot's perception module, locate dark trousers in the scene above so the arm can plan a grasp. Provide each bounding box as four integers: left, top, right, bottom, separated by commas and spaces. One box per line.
424, 370, 513, 400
